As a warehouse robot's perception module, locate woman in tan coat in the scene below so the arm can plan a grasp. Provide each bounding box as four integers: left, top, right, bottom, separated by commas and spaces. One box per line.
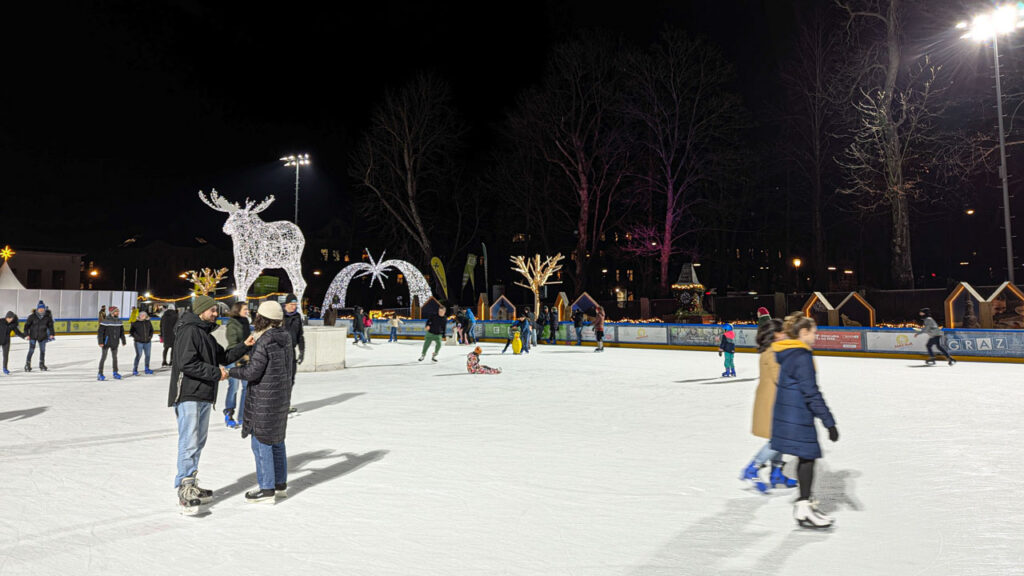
739, 318, 798, 492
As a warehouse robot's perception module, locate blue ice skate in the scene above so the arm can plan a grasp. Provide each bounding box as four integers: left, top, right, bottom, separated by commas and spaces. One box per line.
770, 464, 798, 488
722, 370, 731, 378
112, 372, 122, 380
2, 369, 9, 375
729, 368, 737, 377
741, 461, 768, 493
97, 373, 105, 381
132, 370, 139, 377
144, 368, 154, 375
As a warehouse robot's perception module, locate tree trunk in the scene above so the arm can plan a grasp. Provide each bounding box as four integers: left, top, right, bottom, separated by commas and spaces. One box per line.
812, 167, 827, 289
891, 192, 914, 288
575, 183, 590, 294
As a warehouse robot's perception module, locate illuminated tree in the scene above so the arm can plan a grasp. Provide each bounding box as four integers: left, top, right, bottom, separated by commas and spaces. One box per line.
510, 254, 565, 314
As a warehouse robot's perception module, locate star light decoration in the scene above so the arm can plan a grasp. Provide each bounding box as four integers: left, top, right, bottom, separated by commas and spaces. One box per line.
322, 248, 432, 312
199, 189, 307, 308
0, 245, 14, 262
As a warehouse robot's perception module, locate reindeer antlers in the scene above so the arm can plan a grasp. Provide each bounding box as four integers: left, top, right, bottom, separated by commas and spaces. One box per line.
199, 189, 276, 214
198, 189, 240, 213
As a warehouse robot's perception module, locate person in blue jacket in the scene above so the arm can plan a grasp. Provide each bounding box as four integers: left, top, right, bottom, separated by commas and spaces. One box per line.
770, 312, 839, 529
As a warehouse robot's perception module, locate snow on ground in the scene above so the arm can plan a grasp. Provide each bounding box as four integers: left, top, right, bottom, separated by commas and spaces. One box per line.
0, 335, 1022, 576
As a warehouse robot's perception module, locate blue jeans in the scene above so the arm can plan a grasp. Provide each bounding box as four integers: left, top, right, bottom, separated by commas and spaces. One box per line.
521, 328, 531, 353
175, 401, 212, 487
752, 441, 783, 467
133, 342, 151, 372
389, 327, 398, 342
468, 323, 477, 344
251, 435, 288, 490
575, 326, 583, 345
26, 339, 47, 364
224, 362, 246, 423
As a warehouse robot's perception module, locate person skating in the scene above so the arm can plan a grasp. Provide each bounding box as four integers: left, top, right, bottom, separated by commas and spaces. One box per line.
719, 323, 736, 377
223, 301, 252, 428
466, 307, 477, 344
23, 301, 54, 371
914, 307, 955, 366
388, 315, 404, 342
739, 318, 797, 492
420, 305, 447, 362
756, 306, 772, 327
168, 295, 250, 515
229, 300, 294, 503
501, 317, 526, 353
572, 307, 585, 345
466, 346, 501, 374
98, 305, 107, 322
160, 306, 179, 367
129, 310, 155, 376
547, 306, 559, 345
1, 311, 26, 375
97, 307, 127, 380
525, 307, 538, 347
593, 306, 606, 352
771, 312, 839, 529
352, 306, 367, 345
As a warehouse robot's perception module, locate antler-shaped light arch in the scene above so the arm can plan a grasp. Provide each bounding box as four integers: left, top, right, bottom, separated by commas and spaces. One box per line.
322, 249, 432, 311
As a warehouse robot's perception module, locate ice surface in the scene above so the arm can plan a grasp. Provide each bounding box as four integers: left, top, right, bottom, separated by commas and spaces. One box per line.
1, 335, 1022, 575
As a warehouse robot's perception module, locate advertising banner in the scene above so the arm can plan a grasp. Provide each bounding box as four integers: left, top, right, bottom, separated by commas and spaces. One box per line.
814, 330, 863, 351
617, 325, 668, 344
735, 327, 759, 348
669, 325, 723, 347
69, 320, 99, 333
865, 331, 927, 354
943, 330, 1024, 357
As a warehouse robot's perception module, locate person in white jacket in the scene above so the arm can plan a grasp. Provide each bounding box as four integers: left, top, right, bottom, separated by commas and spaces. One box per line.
388, 316, 404, 343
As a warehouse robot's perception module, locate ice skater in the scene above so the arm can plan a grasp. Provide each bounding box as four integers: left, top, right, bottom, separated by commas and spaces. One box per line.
229, 300, 294, 503
914, 307, 955, 366
718, 323, 736, 377
420, 305, 447, 362
224, 301, 252, 428
129, 310, 155, 376
771, 312, 839, 529
97, 306, 127, 380
388, 315, 404, 342
160, 305, 178, 366
572, 307, 585, 345
740, 318, 797, 492
467, 346, 501, 374
501, 316, 526, 354
593, 306, 606, 352
1, 311, 26, 374
546, 305, 558, 344
23, 300, 54, 372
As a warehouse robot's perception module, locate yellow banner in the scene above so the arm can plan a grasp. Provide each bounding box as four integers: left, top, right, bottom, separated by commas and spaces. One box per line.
430, 257, 449, 299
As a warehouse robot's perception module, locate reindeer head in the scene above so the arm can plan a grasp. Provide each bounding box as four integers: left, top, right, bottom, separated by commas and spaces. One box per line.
198, 189, 275, 236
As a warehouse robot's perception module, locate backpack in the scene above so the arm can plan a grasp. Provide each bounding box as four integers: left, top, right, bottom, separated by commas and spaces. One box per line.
363, 316, 372, 328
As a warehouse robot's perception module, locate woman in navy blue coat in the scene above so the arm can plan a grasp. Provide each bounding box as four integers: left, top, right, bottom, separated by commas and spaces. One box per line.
770, 312, 839, 528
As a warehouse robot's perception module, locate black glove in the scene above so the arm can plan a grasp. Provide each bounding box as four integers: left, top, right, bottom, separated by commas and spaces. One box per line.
718, 350, 723, 357
297, 352, 304, 365
828, 426, 839, 442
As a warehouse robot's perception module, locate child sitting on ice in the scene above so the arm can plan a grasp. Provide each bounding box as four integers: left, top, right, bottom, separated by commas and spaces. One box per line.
466, 346, 501, 374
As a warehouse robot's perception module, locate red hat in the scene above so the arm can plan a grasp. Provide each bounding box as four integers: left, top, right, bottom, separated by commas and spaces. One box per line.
757, 307, 770, 317
109, 306, 120, 315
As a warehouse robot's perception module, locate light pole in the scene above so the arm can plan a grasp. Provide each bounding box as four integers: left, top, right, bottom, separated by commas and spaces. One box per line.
958, 5, 1024, 283
280, 153, 310, 226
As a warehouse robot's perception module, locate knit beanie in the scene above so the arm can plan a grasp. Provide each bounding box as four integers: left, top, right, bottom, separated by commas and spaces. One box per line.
756, 307, 771, 327
257, 300, 284, 321
193, 295, 217, 316
284, 293, 299, 304
109, 306, 120, 316
36, 300, 46, 310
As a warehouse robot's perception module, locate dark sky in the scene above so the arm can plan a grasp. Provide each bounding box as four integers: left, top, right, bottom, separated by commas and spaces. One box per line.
0, 0, 795, 253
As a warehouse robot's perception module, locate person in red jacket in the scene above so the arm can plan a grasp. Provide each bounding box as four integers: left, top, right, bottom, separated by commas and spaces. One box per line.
593, 306, 606, 352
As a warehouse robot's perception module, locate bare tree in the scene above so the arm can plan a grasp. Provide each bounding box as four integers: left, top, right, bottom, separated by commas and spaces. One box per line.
350, 73, 465, 267
505, 34, 633, 294
835, 0, 950, 288
621, 30, 743, 296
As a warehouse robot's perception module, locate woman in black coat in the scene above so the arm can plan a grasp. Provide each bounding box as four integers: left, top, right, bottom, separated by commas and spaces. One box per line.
228, 301, 294, 503
160, 307, 179, 366
1, 311, 26, 374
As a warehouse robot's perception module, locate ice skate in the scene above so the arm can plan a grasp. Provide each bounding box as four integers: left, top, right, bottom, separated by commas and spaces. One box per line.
432, 354, 438, 363
245, 488, 276, 503
2, 369, 9, 375
112, 372, 122, 380
925, 357, 936, 366
740, 461, 768, 493
24, 363, 31, 372
722, 370, 731, 378
132, 370, 139, 376
769, 464, 797, 488
39, 363, 47, 371
144, 368, 154, 375
948, 358, 956, 366
97, 373, 105, 381
178, 478, 203, 515
193, 474, 213, 503
418, 355, 425, 362
793, 499, 833, 529
275, 483, 288, 498
224, 410, 237, 428
730, 368, 737, 377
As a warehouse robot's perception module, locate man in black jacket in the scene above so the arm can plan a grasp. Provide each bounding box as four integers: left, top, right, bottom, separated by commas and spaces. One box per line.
97, 306, 127, 380
420, 305, 447, 362
283, 294, 304, 378
571, 308, 585, 346
160, 306, 179, 367
167, 295, 249, 515
23, 300, 54, 371
130, 310, 155, 376
1, 311, 26, 374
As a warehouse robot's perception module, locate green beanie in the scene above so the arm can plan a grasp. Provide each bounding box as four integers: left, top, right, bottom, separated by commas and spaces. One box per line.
193, 295, 217, 316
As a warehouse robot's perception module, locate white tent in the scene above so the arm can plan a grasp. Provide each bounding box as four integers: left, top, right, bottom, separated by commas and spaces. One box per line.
0, 261, 26, 290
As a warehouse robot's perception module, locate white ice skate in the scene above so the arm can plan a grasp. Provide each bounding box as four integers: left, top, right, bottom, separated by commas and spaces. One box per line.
793, 499, 833, 529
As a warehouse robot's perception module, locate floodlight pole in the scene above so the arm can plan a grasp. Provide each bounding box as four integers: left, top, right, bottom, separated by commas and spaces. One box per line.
293, 162, 301, 226
992, 34, 1015, 283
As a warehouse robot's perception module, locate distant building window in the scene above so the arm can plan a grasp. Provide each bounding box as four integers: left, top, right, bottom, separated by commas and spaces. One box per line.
332, 250, 341, 262
512, 233, 529, 243
52, 270, 66, 289
321, 249, 329, 261
627, 270, 634, 282
27, 269, 42, 288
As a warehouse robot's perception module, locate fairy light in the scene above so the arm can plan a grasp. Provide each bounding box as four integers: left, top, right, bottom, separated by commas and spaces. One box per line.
321, 248, 432, 311
199, 189, 307, 311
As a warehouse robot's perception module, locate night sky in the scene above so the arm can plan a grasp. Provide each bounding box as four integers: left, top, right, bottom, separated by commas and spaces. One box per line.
0, 0, 794, 251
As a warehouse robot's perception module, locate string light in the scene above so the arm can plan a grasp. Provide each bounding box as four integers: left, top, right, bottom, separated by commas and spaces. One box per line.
0, 245, 14, 262
199, 189, 307, 310
322, 248, 432, 311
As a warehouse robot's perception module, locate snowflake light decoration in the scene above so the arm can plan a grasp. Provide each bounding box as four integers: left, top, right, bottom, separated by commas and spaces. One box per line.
322, 248, 432, 311
199, 189, 307, 308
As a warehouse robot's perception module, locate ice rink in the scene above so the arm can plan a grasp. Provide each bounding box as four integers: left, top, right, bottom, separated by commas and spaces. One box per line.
1, 334, 1022, 575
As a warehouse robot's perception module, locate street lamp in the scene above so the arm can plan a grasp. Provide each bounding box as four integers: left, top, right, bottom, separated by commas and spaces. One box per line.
280, 153, 310, 226
958, 4, 1024, 283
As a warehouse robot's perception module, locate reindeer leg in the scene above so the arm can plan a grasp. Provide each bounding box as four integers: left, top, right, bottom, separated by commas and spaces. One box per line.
286, 262, 307, 313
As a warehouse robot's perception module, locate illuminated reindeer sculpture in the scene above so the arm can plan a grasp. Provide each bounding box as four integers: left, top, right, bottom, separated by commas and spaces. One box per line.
199, 189, 306, 310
